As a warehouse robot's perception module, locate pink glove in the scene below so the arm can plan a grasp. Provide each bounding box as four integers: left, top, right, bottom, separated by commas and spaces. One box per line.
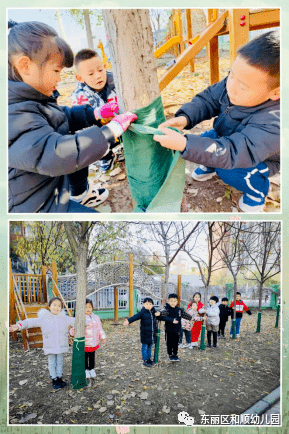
94, 102, 119, 120
107, 112, 138, 138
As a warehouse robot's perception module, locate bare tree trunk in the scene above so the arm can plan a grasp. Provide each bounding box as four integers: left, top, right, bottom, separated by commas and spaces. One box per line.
103, 9, 160, 112
75, 241, 88, 338
55, 9, 66, 40
83, 10, 94, 49
258, 282, 263, 312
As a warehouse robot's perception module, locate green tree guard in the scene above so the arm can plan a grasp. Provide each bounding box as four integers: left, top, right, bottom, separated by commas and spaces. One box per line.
256, 311, 262, 333
275, 304, 280, 328
70, 337, 87, 389
154, 322, 161, 363
199, 324, 206, 350
232, 319, 236, 339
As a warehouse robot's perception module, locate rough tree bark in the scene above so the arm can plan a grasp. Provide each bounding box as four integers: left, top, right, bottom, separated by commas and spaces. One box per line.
103, 9, 160, 112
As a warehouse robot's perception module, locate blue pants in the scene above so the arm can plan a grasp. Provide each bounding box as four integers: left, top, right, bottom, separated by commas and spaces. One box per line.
141, 343, 153, 361
201, 130, 270, 206
48, 353, 64, 379
179, 329, 191, 344
230, 317, 242, 335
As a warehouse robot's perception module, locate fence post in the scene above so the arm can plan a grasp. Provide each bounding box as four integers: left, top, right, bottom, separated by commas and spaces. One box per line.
51, 262, 59, 297
9, 259, 17, 341
41, 265, 47, 303
256, 311, 262, 333
275, 304, 280, 328
129, 254, 133, 317
177, 275, 181, 306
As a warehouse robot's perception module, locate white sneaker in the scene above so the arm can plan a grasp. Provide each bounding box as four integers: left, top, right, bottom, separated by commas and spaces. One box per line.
85, 369, 91, 378
190, 342, 198, 347
238, 195, 265, 213
236, 334, 240, 338
90, 369, 96, 378
178, 343, 184, 348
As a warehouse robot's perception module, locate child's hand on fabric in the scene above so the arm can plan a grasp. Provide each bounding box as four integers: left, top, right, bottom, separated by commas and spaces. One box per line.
158, 116, 188, 131
155, 312, 160, 317
154, 127, 187, 152
107, 112, 138, 138
9, 324, 18, 332
94, 102, 119, 120
173, 319, 179, 324
69, 328, 75, 337
101, 338, 107, 345
123, 319, 129, 326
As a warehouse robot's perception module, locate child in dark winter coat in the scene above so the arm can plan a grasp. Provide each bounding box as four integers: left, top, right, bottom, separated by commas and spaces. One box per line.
154, 31, 280, 213
229, 292, 252, 338
218, 297, 232, 338
159, 294, 192, 362
124, 297, 160, 367
71, 49, 122, 178
8, 21, 136, 213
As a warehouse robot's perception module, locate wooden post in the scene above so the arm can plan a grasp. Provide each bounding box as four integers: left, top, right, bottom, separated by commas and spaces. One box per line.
178, 10, 185, 54
113, 256, 118, 324
9, 259, 17, 340
186, 9, 194, 72
129, 253, 133, 317
177, 275, 182, 307
172, 10, 179, 57
207, 9, 219, 85
41, 265, 47, 303
229, 9, 250, 65
51, 262, 59, 297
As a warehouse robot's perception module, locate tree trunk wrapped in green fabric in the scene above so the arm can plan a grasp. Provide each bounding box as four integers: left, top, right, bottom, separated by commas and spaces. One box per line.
70, 337, 87, 389
122, 96, 186, 213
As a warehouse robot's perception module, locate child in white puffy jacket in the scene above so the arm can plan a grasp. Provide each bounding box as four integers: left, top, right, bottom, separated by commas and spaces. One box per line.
71, 299, 106, 379
206, 296, 220, 348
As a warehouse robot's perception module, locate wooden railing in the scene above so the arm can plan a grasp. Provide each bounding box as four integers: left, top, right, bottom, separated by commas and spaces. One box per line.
13, 273, 46, 304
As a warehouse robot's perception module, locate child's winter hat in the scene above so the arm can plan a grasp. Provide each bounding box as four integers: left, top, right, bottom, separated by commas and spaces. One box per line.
210, 295, 219, 303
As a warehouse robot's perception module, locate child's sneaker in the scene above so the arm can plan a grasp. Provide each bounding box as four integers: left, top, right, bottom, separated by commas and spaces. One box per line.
85, 369, 91, 378
57, 377, 67, 388
99, 151, 117, 173
207, 343, 212, 348
191, 165, 216, 181
80, 187, 109, 208
52, 378, 61, 389
190, 342, 198, 347
173, 354, 180, 362
169, 355, 175, 362
143, 360, 152, 367
178, 343, 184, 348
147, 358, 155, 366
238, 195, 265, 213
90, 369, 96, 378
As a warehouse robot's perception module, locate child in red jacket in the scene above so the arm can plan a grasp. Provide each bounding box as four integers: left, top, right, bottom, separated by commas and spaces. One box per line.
229, 292, 252, 338
187, 292, 205, 347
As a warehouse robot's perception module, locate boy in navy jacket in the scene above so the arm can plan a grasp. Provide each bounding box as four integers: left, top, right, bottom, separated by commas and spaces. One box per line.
154, 31, 280, 213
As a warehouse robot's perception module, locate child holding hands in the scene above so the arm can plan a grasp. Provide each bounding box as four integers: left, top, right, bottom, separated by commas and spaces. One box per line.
9, 297, 76, 389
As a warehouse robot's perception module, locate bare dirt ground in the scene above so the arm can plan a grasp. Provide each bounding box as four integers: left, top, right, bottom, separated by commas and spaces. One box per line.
9, 309, 280, 426
56, 57, 280, 214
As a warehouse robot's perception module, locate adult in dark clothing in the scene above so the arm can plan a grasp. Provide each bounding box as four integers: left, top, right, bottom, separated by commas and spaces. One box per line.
159, 294, 192, 362
218, 297, 232, 338
154, 31, 280, 213
124, 297, 160, 367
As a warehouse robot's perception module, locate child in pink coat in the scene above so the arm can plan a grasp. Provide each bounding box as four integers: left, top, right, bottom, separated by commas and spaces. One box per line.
71, 299, 106, 379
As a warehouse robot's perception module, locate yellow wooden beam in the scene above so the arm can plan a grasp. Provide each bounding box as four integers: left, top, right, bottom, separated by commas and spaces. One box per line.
159, 10, 229, 92
208, 9, 219, 85
154, 36, 181, 58
229, 9, 250, 64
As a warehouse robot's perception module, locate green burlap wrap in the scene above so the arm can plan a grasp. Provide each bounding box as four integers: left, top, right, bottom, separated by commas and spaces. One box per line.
122, 96, 186, 213
70, 337, 87, 389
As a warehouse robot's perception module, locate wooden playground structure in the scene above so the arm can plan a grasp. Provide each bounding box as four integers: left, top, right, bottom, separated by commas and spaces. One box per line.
9, 256, 185, 350
156, 8, 280, 91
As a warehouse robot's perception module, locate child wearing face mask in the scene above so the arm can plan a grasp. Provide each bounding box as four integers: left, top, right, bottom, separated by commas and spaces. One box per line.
9, 297, 76, 389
